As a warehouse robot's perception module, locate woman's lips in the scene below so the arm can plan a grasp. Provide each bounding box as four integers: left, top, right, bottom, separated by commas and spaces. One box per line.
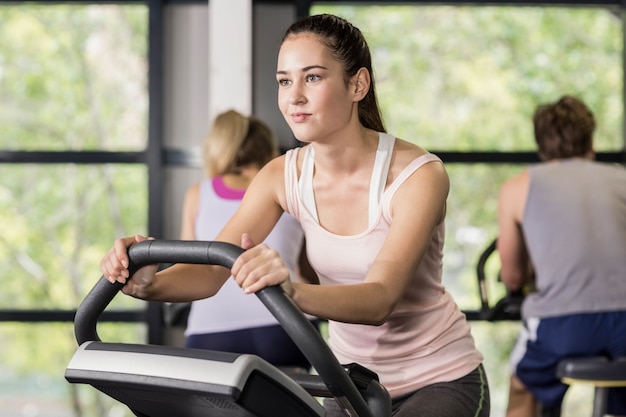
290, 112, 310, 123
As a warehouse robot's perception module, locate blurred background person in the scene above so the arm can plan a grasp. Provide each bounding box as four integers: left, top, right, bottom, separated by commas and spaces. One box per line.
179, 109, 318, 370
497, 95, 626, 417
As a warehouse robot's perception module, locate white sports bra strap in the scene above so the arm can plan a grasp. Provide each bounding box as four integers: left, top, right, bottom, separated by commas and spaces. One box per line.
299, 145, 318, 222
368, 133, 394, 225
299, 133, 395, 228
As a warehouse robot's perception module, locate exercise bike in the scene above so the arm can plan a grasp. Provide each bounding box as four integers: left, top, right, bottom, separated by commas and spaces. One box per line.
65, 240, 391, 417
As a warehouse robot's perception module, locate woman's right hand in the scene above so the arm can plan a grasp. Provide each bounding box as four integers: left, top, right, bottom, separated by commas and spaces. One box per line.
100, 234, 158, 297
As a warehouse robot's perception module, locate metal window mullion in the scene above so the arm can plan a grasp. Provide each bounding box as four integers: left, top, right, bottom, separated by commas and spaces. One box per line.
146, 0, 165, 345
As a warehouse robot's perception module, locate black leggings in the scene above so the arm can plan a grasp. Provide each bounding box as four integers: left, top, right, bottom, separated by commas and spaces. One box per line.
185, 321, 319, 369
323, 364, 490, 417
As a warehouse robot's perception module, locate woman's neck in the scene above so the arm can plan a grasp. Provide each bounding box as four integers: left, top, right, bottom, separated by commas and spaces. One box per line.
311, 128, 379, 174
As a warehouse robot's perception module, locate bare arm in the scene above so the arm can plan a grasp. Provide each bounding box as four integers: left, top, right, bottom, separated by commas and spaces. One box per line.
233, 160, 450, 325
100, 157, 287, 302
497, 171, 533, 292
302, 161, 449, 324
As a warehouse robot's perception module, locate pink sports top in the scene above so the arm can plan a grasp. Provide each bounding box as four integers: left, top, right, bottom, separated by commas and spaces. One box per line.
284, 133, 483, 397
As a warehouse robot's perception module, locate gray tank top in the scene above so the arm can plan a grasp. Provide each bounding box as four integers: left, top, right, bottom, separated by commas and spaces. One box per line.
521, 159, 626, 318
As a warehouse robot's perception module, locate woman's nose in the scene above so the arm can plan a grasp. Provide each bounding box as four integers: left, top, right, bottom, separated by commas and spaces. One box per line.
289, 95, 304, 105
287, 85, 306, 105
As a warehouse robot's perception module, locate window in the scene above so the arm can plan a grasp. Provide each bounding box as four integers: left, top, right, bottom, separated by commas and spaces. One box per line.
0, 5, 149, 301
0, 4, 148, 151
0, 4, 149, 416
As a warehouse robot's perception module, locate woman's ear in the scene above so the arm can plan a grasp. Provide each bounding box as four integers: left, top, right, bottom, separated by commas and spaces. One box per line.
351, 67, 371, 102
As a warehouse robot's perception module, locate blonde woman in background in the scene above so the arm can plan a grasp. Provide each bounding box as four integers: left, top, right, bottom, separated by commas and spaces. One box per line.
180, 109, 318, 370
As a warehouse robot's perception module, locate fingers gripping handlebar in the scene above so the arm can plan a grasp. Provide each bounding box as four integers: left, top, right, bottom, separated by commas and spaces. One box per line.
73, 239, 385, 417
74, 240, 241, 345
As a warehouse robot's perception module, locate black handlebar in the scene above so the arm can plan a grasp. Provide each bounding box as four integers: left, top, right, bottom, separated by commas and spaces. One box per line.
476, 237, 524, 321
74, 239, 385, 417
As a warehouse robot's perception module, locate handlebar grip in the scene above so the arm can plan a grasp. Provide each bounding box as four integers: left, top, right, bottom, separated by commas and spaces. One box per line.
72, 239, 381, 417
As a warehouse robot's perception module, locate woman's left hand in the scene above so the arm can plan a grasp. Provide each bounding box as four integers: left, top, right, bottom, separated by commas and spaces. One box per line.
232, 233, 294, 296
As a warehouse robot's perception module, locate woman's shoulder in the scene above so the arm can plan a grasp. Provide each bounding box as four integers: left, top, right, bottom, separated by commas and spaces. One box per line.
264, 152, 288, 173
390, 137, 442, 177
270, 145, 313, 173
392, 137, 431, 160
251, 153, 288, 192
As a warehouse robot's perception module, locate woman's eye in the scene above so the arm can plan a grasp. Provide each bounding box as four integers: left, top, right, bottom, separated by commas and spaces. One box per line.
306, 74, 321, 82
277, 78, 291, 86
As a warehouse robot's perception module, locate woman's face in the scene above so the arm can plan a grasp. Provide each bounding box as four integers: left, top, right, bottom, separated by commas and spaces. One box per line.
276, 33, 357, 144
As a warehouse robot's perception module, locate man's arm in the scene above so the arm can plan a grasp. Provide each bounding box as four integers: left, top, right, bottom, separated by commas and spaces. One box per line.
497, 171, 533, 292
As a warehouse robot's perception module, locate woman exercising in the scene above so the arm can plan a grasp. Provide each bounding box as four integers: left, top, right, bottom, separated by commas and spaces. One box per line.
101, 13, 490, 417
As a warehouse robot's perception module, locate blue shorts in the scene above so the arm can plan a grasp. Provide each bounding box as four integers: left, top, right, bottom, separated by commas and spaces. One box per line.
510, 311, 626, 413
